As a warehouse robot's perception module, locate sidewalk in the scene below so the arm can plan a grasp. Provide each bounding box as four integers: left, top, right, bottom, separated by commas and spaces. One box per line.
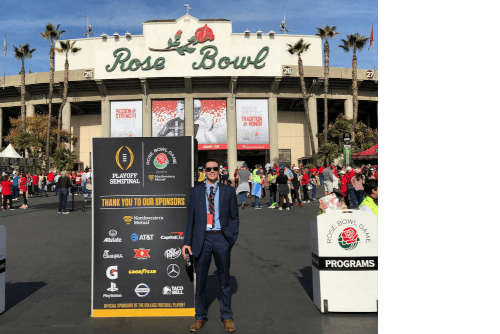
0, 190, 377, 334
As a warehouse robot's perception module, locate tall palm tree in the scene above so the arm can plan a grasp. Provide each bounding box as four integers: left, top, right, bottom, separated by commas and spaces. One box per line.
12, 44, 36, 132
316, 25, 340, 144
287, 39, 316, 164
339, 33, 369, 128
55, 40, 81, 147
40, 23, 65, 166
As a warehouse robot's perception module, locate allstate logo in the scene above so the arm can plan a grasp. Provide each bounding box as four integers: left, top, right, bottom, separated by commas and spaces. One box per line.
338, 227, 360, 251
115, 146, 134, 170
130, 233, 139, 242
153, 153, 169, 169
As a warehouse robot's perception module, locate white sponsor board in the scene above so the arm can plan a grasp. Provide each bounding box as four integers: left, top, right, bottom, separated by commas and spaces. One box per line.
311, 210, 378, 313
236, 99, 269, 150
0, 226, 5, 314
111, 101, 143, 138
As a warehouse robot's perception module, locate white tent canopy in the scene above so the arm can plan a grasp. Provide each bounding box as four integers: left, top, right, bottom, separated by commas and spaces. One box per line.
1, 144, 23, 158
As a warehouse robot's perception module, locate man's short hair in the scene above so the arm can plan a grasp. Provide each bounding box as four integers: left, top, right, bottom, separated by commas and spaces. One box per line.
364, 180, 378, 196
205, 157, 219, 168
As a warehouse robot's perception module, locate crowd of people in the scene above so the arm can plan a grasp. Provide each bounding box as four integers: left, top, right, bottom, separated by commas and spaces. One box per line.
1, 168, 92, 213
195, 162, 378, 217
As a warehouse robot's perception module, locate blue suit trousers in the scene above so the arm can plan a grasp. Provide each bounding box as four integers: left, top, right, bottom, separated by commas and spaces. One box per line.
194, 233, 233, 320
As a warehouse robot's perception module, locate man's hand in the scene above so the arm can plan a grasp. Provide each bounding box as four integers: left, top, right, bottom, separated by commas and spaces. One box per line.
182, 245, 192, 260
319, 202, 328, 214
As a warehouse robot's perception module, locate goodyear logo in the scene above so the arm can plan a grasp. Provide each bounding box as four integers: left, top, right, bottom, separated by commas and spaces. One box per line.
123, 216, 133, 224
115, 146, 134, 170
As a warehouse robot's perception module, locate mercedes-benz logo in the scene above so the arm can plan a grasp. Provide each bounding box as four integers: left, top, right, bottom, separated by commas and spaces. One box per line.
167, 264, 180, 278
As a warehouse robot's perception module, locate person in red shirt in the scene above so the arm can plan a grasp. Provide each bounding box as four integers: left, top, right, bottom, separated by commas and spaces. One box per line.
47, 171, 54, 182
318, 165, 325, 186
339, 170, 348, 201
75, 172, 82, 194
300, 168, 310, 203
19, 172, 29, 209
1, 174, 14, 210
31, 173, 39, 197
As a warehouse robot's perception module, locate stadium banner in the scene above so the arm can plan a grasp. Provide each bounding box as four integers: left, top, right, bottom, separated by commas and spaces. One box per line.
236, 99, 269, 150
110, 101, 143, 138
194, 99, 227, 150
91, 137, 194, 317
152, 100, 185, 137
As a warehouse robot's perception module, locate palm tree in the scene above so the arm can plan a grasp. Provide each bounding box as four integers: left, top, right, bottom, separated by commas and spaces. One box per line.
55, 40, 81, 148
316, 25, 339, 144
12, 44, 36, 132
40, 23, 65, 166
286, 39, 316, 164
339, 33, 369, 128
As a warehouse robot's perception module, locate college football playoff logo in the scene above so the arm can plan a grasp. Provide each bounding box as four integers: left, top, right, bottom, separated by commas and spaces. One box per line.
115, 146, 134, 170
338, 227, 360, 251
123, 216, 133, 224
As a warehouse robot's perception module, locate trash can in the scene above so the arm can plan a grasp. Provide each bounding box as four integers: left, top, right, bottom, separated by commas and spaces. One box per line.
0, 225, 6, 314
311, 210, 378, 313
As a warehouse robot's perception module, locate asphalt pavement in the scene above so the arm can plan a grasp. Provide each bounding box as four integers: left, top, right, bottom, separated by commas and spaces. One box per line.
0, 188, 377, 334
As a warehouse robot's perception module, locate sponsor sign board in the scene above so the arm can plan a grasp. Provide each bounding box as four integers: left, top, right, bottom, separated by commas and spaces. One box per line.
236, 99, 269, 150
91, 137, 194, 317
110, 100, 143, 138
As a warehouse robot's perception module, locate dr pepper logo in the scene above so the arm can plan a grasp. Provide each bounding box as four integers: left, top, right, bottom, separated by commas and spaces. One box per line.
338, 227, 360, 251
115, 146, 134, 170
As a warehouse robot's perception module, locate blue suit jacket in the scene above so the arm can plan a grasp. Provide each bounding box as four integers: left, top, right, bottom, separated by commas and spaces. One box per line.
184, 182, 240, 258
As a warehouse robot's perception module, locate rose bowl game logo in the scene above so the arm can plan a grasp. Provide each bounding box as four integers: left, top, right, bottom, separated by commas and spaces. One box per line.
338, 227, 360, 251
154, 153, 169, 169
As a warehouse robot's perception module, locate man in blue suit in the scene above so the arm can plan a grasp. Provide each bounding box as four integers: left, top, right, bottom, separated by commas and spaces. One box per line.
182, 158, 239, 332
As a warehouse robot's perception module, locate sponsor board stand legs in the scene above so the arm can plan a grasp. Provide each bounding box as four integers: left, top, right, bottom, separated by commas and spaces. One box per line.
311, 210, 378, 313
0, 226, 6, 314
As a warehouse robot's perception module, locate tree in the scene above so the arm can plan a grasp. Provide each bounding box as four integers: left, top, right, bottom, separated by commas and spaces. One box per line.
316, 25, 339, 144
338, 33, 369, 131
53, 147, 78, 171
4, 114, 77, 166
317, 114, 377, 164
55, 40, 81, 148
40, 23, 65, 165
286, 39, 316, 164
12, 43, 36, 131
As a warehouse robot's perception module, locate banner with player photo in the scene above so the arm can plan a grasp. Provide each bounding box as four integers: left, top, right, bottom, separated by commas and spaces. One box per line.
194, 99, 227, 150
111, 101, 143, 137
91, 137, 194, 317
236, 99, 269, 150
152, 100, 185, 137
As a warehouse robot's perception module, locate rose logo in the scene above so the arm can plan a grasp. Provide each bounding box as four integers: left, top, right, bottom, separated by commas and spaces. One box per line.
243, 122, 247, 126
338, 227, 360, 251
195, 24, 215, 43
174, 30, 182, 40
153, 153, 169, 169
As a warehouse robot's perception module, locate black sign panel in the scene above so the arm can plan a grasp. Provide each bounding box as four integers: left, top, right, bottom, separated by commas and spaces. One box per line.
92, 137, 194, 317
312, 253, 378, 271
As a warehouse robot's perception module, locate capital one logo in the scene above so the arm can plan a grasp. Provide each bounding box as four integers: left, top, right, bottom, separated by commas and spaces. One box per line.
106, 266, 118, 279
115, 146, 134, 170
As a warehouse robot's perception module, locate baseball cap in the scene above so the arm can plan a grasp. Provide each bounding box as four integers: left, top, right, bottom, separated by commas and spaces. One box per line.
242, 163, 247, 167
340, 170, 346, 174
347, 167, 352, 171
280, 164, 285, 168
370, 168, 374, 171
293, 166, 299, 170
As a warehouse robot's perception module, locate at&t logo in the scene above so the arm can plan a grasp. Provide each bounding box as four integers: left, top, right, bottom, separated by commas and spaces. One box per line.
131, 233, 154, 242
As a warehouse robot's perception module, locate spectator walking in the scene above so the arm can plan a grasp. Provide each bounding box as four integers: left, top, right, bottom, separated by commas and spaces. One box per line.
301, 168, 310, 203
251, 164, 264, 209
11, 170, 19, 201
276, 169, 290, 211
267, 169, 278, 208
1, 175, 14, 210
19, 172, 29, 209
39, 172, 49, 197
57, 170, 72, 214
54, 172, 61, 195
350, 169, 365, 209
322, 165, 335, 196
290, 167, 303, 207
235, 163, 251, 209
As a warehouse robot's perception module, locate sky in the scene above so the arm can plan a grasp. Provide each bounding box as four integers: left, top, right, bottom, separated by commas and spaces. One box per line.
0, 0, 377, 76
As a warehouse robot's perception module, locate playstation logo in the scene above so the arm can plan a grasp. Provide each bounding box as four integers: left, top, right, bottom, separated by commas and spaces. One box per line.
107, 282, 118, 292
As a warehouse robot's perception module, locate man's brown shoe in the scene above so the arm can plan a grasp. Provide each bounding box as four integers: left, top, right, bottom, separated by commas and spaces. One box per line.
223, 319, 235, 332
190, 320, 207, 332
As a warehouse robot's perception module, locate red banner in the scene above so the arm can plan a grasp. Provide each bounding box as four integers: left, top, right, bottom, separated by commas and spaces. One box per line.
237, 144, 269, 150
197, 144, 228, 150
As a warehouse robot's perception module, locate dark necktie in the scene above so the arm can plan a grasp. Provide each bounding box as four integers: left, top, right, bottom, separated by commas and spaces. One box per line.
209, 186, 215, 216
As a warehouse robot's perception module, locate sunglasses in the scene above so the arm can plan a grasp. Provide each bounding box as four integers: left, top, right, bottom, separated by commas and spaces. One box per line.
205, 167, 219, 172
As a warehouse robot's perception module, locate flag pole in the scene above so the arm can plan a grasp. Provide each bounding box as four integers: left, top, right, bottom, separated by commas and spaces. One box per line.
3, 31, 6, 89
